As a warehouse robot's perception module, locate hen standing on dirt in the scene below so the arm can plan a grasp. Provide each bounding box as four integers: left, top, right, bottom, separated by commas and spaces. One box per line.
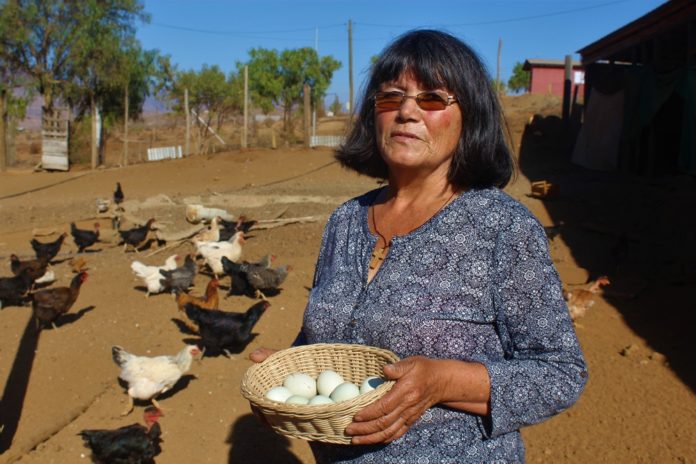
71, 222, 100, 253
30, 233, 67, 262
184, 301, 269, 356
159, 254, 197, 294
0, 268, 35, 308
79, 407, 163, 464
114, 182, 125, 210
119, 218, 156, 253
10, 254, 49, 281
31, 271, 88, 329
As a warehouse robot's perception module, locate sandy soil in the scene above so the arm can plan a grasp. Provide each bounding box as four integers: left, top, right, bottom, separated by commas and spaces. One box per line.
1, 96, 695, 463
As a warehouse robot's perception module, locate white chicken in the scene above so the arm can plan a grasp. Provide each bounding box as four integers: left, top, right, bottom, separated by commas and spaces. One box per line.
194, 231, 244, 277
112, 344, 201, 416
191, 215, 221, 243
130, 254, 179, 297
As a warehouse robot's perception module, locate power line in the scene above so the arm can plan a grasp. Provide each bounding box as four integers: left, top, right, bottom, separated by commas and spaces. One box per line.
149, 21, 345, 37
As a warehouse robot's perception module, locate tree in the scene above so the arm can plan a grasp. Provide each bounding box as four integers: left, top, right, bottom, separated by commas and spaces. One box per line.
0, 0, 149, 114
241, 47, 340, 141
491, 78, 506, 95
507, 62, 530, 94
330, 95, 341, 115
171, 65, 241, 154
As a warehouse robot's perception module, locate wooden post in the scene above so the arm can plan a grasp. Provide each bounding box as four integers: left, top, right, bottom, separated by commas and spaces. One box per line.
184, 88, 190, 156
242, 65, 248, 149
562, 55, 572, 124
123, 86, 129, 166
304, 83, 311, 147
91, 95, 98, 169
0, 88, 6, 172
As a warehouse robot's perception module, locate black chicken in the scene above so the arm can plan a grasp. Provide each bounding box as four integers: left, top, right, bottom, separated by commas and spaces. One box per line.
221, 256, 289, 300
114, 182, 125, 207
71, 222, 101, 252
159, 254, 197, 293
79, 407, 162, 464
119, 218, 156, 252
221, 255, 272, 297
184, 301, 269, 356
30, 232, 67, 261
219, 216, 257, 241
0, 268, 34, 308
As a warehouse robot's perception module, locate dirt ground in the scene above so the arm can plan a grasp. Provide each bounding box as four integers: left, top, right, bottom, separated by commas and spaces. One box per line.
1, 95, 695, 463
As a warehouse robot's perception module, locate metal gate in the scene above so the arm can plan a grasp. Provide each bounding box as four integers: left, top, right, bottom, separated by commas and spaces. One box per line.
41, 108, 69, 171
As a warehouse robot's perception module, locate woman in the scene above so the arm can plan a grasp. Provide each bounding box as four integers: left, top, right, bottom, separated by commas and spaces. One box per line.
251, 29, 587, 463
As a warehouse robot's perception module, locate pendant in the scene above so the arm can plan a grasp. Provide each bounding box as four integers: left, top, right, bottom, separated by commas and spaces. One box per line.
369, 246, 389, 270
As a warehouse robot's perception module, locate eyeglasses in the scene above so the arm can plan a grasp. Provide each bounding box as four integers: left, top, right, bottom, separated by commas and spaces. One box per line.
374, 90, 458, 111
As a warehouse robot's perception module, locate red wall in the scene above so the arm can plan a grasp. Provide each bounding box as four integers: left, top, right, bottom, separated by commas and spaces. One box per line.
529, 67, 585, 98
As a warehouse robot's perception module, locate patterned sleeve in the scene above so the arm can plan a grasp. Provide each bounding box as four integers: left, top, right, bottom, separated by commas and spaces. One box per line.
478, 211, 588, 438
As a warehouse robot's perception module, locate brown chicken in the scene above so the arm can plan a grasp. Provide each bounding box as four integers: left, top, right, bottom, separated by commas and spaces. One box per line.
10, 254, 49, 281
175, 278, 220, 332
31, 271, 88, 330
563, 276, 610, 321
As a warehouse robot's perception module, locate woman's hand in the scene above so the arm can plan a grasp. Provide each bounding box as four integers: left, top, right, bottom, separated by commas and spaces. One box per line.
249, 347, 277, 363
345, 356, 445, 445
345, 356, 491, 445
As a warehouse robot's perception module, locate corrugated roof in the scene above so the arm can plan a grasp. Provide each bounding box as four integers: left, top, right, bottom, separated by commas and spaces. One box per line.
523, 59, 583, 71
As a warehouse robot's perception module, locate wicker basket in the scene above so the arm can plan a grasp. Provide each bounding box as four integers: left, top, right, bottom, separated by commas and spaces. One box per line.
240, 343, 400, 444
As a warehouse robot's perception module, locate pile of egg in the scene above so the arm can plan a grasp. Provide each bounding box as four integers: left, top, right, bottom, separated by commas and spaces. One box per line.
265, 370, 385, 405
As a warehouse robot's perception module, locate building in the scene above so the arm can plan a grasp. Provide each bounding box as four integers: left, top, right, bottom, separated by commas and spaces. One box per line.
573, 0, 696, 176
522, 59, 585, 98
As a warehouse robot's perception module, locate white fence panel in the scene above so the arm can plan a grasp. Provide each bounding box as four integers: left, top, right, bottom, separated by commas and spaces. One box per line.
310, 135, 345, 148
147, 145, 183, 161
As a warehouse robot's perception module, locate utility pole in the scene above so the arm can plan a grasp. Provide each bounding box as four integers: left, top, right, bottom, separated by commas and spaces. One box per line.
123, 86, 129, 166
242, 65, 248, 149
0, 88, 6, 172
348, 19, 353, 113
184, 88, 190, 156
304, 83, 311, 147
496, 38, 502, 95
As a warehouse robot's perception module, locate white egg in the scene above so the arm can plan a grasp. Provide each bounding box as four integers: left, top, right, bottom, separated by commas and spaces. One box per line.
283, 373, 317, 398
316, 370, 344, 396
330, 382, 360, 402
265, 386, 293, 403
308, 394, 335, 405
360, 376, 385, 394
285, 395, 310, 405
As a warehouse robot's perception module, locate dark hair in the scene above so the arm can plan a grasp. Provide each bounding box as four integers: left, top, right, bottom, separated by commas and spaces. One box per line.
335, 29, 513, 189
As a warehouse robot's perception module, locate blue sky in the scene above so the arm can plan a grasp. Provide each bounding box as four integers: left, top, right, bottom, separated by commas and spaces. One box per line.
136, 0, 665, 109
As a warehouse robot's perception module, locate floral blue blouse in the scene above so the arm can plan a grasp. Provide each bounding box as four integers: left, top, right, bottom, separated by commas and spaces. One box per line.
302, 187, 587, 463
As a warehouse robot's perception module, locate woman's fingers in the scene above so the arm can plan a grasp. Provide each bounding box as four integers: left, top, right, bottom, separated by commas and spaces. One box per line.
249, 347, 277, 363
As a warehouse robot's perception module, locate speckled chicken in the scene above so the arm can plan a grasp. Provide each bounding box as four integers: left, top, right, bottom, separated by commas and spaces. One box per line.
222, 256, 290, 300
79, 407, 162, 464
158, 254, 197, 294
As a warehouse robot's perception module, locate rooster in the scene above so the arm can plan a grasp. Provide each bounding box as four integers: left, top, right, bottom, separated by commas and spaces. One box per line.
158, 254, 197, 294
30, 271, 88, 330
184, 301, 269, 357
131, 254, 179, 297
71, 222, 100, 253
112, 344, 201, 416
119, 218, 156, 253
79, 407, 162, 464
194, 231, 245, 277
563, 276, 611, 321
0, 268, 35, 308
30, 232, 67, 262
175, 278, 220, 332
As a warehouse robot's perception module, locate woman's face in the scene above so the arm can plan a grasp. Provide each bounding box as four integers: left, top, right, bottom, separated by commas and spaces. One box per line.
375, 72, 462, 178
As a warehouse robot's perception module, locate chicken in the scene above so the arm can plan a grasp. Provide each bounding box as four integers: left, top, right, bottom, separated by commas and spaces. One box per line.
221, 256, 290, 300
175, 278, 220, 332
158, 254, 197, 294
112, 344, 201, 416
194, 231, 245, 277
30, 271, 88, 330
10, 254, 49, 281
563, 276, 611, 321
184, 301, 269, 357
114, 182, 125, 209
79, 407, 162, 464
71, 222, 100, 253
69, 256, 88, 273
219, 216, 257, 242
119, 219, 156, 253
221, 254, 274, 297
0, 268, 34, 308
191, 216, 221, 243
30, 232, 67, 262
131, 254, 179, 297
